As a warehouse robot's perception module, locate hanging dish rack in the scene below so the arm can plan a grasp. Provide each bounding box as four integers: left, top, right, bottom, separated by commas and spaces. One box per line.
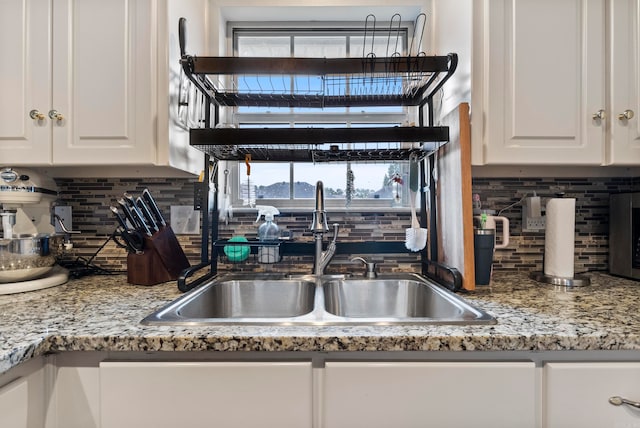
178, 16, 457, 162
176, 16, 462, 292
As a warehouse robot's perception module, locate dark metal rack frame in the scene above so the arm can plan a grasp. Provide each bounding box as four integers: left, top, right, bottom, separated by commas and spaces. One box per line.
176, 18, 461, 293
190, 127, 450, 162
181, 54, 457, 107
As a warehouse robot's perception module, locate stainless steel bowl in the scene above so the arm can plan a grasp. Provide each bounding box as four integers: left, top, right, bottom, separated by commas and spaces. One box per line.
0, 234, 63, 282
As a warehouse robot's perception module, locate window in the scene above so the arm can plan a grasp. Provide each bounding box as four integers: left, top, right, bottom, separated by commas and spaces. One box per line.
229, 24, 415, 209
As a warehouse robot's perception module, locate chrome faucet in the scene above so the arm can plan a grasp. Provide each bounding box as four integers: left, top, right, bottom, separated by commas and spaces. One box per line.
311, 181, 339, 275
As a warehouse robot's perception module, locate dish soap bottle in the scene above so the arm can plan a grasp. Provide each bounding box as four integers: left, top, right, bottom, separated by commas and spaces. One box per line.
256, 205, 281, 263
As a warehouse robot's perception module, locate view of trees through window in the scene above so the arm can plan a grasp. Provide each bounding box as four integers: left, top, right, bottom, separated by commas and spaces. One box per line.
233, 25, 412, 206
239, 162, 407, 201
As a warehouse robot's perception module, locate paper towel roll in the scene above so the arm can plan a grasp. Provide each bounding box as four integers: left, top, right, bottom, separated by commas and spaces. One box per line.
544, 198, 576, 278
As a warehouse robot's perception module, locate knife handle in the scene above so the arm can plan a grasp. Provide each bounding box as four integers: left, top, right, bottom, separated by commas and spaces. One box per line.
117, 199, 137, 230
136, 197, 159, 232
115, 227, 144, 254
142, 188, 167, 227
110, 206, 129, 230
123, 193, 152, 236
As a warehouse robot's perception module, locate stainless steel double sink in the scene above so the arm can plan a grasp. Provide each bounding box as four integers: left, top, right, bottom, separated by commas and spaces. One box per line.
141, 273, 496, 326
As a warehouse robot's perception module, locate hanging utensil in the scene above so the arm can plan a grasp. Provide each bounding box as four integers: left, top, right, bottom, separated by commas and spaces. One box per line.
345, 162, 354, 208
219, 168, 233, 224
405, 155, 427, 251
242, 154, 255, 207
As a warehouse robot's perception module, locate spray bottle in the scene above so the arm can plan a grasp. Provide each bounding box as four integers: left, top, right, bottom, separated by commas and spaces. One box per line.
256, 205, 281, 263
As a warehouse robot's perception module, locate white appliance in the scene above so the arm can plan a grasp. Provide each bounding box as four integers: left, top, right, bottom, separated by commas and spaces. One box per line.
0, 167, 69, 294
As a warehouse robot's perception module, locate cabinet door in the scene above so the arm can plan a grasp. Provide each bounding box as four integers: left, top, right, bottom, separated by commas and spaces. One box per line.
480, 0, 605, 165
51, 0, 155, 165
608, 0, 640, 164
545, 362, 640, 427
100, 361, 312, 428
0, 367, 45, 428
0, 378, 29, 428
321, 362, 537, 428
0, 0, 52, 165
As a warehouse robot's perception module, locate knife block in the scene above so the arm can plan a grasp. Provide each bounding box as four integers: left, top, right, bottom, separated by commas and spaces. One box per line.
127, 226, 190, 286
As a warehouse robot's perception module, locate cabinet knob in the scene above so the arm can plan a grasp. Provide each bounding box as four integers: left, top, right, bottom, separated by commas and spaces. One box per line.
48, 110, 64, 121
618, 110, 635, 120
592, 109, 606, 120
29, 109, 45, 121
609, 396, 640, 409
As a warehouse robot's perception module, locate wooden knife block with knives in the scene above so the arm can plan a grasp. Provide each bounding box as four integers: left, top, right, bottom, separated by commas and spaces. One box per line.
127, 226, 190, 286
110, 188, 191, 286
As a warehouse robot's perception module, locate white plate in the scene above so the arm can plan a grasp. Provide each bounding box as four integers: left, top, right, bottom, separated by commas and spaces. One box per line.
0, 266, 69, 295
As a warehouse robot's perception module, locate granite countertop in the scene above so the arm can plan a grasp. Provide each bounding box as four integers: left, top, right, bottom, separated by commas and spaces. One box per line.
2, 270, 640, 375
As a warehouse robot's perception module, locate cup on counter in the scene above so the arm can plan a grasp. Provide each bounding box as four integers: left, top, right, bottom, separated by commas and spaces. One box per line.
474, 228, 495, 286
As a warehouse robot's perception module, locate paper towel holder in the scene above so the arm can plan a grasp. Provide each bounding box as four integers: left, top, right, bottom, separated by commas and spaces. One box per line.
529, 271, 591, 287
529, 193, 591, 287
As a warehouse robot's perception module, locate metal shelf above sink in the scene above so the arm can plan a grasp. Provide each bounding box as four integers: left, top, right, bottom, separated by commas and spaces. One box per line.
141, 273, 496, 326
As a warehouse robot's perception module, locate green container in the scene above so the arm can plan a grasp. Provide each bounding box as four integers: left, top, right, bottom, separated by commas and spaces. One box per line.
223, 236, 250, 262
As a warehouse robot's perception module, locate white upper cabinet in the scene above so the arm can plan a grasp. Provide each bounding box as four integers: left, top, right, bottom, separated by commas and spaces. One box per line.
51, 0, 156, 165
472, 0, 606, 165
607, 0, 640, 164
0, 0, 203, 175
0, 0, 155, 166
0, 0, 52, 164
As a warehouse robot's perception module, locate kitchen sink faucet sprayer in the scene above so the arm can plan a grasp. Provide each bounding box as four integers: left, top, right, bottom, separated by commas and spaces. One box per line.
311, 181, 339, 275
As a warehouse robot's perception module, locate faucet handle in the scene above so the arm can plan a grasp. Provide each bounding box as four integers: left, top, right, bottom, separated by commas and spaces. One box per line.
331, 223, 339, 240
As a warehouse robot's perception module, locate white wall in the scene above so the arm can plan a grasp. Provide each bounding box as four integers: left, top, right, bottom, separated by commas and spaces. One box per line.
205, 0, 472, 125
208, 0, 432, 55
431, 0, 472, 121
158, 0, 209, 174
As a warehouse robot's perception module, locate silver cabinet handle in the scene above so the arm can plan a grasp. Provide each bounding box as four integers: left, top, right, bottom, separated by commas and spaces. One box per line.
48, 110, 64, 121
609, 396, 640, 409
618, 110, 635, 120
29, 109, 45, 120
593, 109, 606, 120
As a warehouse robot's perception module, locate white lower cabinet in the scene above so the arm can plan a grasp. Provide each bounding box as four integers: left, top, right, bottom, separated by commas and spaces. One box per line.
16, 353, 640, 428
545, 362, 640, 427
0, 363, 45, 428
321, 361, 537, 428
99, 361, 313, 428
0, 378, 31, 428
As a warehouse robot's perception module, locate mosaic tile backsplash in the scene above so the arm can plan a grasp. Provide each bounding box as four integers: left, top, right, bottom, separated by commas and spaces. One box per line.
52, 175, 638, 276
472, 177, 638, 273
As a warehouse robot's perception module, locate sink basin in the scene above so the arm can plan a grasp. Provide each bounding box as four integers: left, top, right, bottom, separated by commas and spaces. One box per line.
323, 278, 491, 322
141, 273, 496, 326
142, 274, 316, 324
177, 279, 315, 318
